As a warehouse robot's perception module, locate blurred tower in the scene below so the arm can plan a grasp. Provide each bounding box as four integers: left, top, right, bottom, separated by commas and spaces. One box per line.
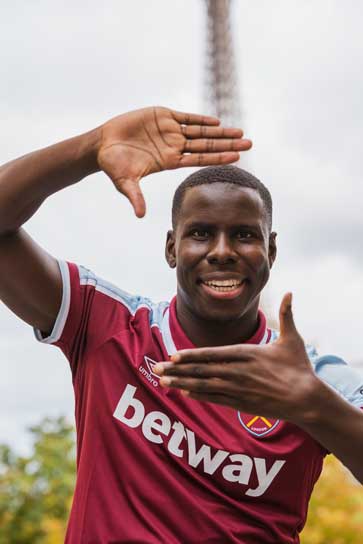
204, 0, 241, 127
203, 2, 276, 320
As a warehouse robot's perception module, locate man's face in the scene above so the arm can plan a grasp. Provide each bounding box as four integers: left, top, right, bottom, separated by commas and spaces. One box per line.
166, 182, 277, 322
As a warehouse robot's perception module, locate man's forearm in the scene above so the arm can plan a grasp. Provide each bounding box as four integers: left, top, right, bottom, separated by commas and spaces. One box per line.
0, 128, 100, 235
0, 107, 250, 228
295, 378, 363, 483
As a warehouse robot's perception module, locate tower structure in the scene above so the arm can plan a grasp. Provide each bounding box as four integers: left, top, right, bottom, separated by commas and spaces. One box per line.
203, 2, 275, 317
204, 0, 241, 127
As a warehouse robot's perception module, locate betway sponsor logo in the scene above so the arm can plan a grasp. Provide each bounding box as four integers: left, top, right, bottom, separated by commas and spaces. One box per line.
113, 384, 286, 497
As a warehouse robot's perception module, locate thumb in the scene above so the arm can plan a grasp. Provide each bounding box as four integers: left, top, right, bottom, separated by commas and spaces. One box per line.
114, 177, 146, 218
279, 292, 299, 339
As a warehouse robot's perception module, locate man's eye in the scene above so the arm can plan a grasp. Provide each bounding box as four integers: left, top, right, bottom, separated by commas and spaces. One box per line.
191, 230, 209, 239
236, 231, 253, 240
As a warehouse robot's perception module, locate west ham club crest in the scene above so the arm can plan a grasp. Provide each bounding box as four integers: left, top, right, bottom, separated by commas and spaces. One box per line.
238, 412, 281, 437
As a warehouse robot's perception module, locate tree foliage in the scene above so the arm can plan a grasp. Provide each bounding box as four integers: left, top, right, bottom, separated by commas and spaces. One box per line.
301, 455, 363, 543
0, 417, 75, 543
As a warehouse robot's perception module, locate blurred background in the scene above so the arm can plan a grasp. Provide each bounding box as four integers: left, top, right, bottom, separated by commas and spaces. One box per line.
0, 0, 362, 541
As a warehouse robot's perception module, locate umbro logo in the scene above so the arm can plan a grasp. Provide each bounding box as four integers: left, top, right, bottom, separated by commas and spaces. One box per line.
138, 356, 160, 387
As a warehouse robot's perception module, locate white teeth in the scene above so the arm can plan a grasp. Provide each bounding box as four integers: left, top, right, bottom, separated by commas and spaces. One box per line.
203, 279, 242, 292
204, 279, 241, 287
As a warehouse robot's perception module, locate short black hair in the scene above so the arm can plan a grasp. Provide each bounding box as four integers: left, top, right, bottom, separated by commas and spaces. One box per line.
171, 165, 273, 231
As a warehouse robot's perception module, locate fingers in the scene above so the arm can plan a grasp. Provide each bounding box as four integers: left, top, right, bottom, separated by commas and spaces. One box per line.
171, 345, 254, 364
159, 374, 242, 399
154, 362, 240, 379
279, 292, 299, 339
178, 152, 240, 167
184, 138, 252, 154
114, 177, 146, 218
172, 110, 220, 126
181, 125, 243, 139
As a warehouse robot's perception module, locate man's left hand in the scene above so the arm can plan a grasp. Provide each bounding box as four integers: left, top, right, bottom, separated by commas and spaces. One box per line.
154, 293, 320, 423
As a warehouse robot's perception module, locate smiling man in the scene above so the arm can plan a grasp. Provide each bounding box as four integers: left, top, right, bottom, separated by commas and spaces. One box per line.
0, 106, 362, 544
166, 168, 275, 346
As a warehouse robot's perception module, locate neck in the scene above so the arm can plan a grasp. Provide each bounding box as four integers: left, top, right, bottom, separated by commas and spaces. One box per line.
175, 297, 261, 348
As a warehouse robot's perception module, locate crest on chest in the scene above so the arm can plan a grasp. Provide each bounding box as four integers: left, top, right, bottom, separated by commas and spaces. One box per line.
238, 412, 281, 437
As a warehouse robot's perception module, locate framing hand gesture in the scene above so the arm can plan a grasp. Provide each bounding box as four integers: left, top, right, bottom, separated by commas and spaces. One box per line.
97, 106, 252, 217
154, 294, 318, 423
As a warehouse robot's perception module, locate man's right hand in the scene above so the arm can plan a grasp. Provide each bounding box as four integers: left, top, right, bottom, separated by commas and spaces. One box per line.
97, 107, 252, 217
0, 105, 251, 336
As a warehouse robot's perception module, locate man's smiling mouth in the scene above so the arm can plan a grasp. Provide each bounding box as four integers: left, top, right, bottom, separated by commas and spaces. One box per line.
203, 278, 242, 292
199, 277, 247, 299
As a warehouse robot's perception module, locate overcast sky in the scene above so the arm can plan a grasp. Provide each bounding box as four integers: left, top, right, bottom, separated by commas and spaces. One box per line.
1, 0, 363, 453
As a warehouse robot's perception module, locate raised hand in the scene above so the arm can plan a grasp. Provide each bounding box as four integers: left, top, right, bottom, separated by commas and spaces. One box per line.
97, 106, 252, 218
154, 294, 320, 423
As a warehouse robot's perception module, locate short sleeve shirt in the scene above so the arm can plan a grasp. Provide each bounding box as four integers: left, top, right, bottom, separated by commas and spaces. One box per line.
34, 261, 363, 544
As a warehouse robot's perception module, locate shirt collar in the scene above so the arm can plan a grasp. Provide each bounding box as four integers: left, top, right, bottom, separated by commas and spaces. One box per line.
161, 296, 269, 356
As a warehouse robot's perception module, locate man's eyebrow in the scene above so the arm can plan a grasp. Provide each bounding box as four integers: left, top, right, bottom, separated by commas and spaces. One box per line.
233, 223, 262, 231
183, 221, 262, 231
183, 221, 215, 229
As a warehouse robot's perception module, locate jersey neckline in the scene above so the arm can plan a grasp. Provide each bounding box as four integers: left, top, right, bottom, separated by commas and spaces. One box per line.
165, 296, 269, 353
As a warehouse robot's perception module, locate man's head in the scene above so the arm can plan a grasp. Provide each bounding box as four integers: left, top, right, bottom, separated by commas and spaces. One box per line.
171, 165, 273, 232
165, 165, 277, 323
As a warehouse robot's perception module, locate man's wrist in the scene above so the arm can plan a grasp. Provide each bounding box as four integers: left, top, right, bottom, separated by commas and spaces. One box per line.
289, 374, 329, 427
77, 126, 102, 177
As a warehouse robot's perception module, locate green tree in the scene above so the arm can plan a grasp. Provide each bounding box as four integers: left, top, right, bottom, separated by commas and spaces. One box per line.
0, 417, 75, 543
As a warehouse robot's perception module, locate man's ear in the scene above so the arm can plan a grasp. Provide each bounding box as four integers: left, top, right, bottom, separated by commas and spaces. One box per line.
165, 230, 176, 269
268, 232, 277, 268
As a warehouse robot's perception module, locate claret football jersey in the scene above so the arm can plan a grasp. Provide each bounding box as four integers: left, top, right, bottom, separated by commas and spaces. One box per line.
34, 261, 363, 544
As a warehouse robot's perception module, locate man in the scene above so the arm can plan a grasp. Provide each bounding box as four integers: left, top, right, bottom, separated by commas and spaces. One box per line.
0, 106, 362, 543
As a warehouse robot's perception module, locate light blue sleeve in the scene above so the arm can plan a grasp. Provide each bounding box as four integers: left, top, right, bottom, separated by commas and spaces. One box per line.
270, 330, 363, 410
312, 355, 363, 409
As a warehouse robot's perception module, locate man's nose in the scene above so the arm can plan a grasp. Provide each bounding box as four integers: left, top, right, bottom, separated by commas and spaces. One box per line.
207, 233, 238, 264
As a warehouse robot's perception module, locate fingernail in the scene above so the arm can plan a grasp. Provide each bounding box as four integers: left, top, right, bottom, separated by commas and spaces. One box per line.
154, 362, 174, 375
171, 354, 180, 363
153, 363, 165, 375
160, 377, 172, 387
